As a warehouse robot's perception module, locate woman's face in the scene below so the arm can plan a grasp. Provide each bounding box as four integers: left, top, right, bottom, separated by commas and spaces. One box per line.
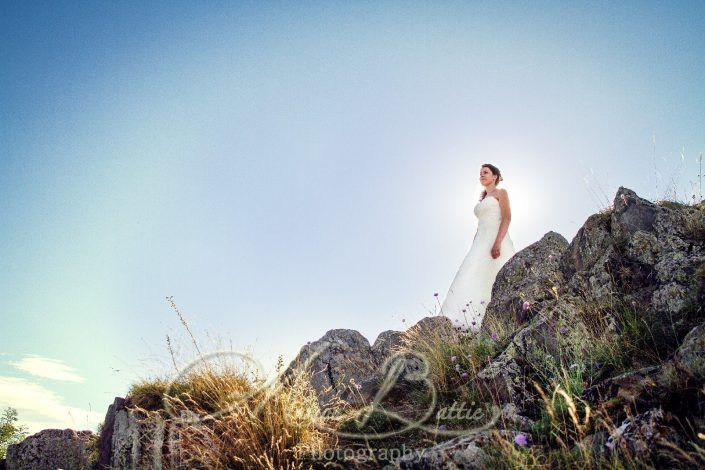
479, 166, 497, 187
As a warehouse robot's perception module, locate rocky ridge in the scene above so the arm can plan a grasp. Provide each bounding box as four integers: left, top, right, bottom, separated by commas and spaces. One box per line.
3, 187, 704, 469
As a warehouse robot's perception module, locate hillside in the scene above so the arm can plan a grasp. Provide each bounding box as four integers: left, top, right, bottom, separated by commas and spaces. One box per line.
3, 187, 704, 469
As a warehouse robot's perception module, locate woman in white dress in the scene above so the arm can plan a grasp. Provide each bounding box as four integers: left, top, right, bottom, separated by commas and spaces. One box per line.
440, 163, 516, 331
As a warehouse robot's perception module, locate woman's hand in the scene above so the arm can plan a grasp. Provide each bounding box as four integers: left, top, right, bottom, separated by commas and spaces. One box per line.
491, 243, 501, 259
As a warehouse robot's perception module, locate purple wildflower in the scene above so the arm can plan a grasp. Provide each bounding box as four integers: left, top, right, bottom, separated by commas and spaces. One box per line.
462, 309, 466, 313
355, 383, 362, 390
455, 364, 461, 371
434, 292, 439, 297
480, 300, 485, 305
559, 326, 569, 335
522, 301, 530, 311
491, 332, 498, 341
439, 425, 446, 431
594, 362, 602, 369
460, 372, 469, 378
471, 321, 476, 326
451, 355, 457, 362
514, 433, 528, 447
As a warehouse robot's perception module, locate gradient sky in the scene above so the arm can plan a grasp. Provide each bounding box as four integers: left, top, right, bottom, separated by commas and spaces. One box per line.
1, 1, 704, 434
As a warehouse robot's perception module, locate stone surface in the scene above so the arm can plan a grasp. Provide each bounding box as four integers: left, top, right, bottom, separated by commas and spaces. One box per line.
283, 316, 461, 408
562, 187, 704, 336
110, 406, 146, 469
395, 432, 493, 469
394, 430, 522, 469
482, 231, 569, 331
605, 407, 686, 465
473, 344, 527, 406
587, 321, 705, 411
371, 329, 405, 365
282, 328, 381, 407
672, 323, 705, 381
96, 396, 125, 469
6, 428, 94, 470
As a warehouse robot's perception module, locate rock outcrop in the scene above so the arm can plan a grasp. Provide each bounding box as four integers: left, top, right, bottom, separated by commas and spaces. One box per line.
6, 187, 703, 469
563, 188, 704, 335
5, 428, 95, 470
482, 231, 569, 329
281, 316, 459, 408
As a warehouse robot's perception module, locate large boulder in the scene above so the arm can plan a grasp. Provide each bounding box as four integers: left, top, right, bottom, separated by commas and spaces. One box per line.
5, 428, 94, 470
560, 210, 614, 302
482, 231, 569, 331
474, 293, 604, 417
371, 329, 405, 365
93, 396, 183, 470
110, 405, 148, 469
282, 328, 387, 408
282, 316, 461, 409
96, 396, 125, 469
561, 187, 704, 342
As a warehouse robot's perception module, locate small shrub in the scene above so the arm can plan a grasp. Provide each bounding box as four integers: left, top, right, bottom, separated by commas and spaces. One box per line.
0, 407, 28, 459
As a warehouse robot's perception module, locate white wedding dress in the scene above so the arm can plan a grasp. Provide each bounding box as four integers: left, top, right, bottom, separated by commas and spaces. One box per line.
440, 194, 516, 331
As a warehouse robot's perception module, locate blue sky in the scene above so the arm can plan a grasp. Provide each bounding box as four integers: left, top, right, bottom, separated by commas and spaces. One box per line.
1, 1, 704, 433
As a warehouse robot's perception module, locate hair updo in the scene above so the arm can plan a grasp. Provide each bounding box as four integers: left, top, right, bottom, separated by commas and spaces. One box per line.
480, 163, 503, 201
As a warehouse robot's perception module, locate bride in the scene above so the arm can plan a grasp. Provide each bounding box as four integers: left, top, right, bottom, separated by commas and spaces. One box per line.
440, 163, 516, 331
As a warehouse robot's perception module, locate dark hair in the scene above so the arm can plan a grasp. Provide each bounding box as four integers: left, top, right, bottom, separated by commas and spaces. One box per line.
480, 163, 503, 200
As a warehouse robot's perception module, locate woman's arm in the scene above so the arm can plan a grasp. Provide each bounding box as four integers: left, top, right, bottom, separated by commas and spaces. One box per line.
491, 189, 511, 258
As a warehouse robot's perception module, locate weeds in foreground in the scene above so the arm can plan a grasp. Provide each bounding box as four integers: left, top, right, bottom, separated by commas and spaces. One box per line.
485, 384, 705, 469
119, 298, 339, 469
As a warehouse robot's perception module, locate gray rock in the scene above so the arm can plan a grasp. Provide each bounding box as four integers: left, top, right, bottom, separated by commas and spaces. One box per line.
672, 323, 705, 381
561, 210, 613, 300
611, 187, 658, 239
6, 428, 94, 470
372, 329, 405, 365
586, 321, 705, 411
498, 403, 534, 432
110, 406, 145, 469
585, 365, 666, 411
394, 430, 522, 469
283, 316, 461, 409
483, 231, 568, 331
404, 316, 462, 345
473, 344, 526, 406
96, 396, 125, 469
605, 407, 685, 464
108, 404, 180, 470
282, 328, 381, 408
510, 297, 591, 360
562, 187, 704, 335
395, 431, 493, 469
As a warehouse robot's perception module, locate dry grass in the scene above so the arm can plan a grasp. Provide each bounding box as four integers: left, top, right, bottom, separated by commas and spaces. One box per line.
120, 298, 341, 469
